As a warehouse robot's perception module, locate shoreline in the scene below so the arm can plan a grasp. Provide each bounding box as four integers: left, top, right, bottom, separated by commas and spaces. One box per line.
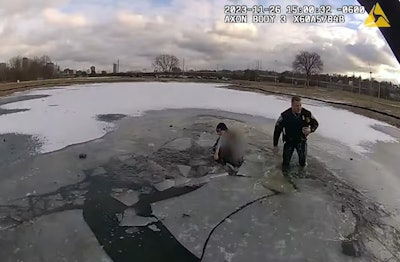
226, 82, 400, 128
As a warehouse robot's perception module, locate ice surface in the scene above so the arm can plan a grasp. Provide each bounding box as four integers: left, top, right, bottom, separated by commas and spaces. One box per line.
151, 176, 272, 257
201, 181, 358, 262
0, 210, 112, 262
177, 165, 191, 177
119, 208, 158, 227
0, 82, 397, 154
154, 179, 175, 191
110, 189, 139, 206
162, 137, 192, 151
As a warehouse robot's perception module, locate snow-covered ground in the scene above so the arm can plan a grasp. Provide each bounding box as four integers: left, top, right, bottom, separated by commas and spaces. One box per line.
0, 82, 398, 153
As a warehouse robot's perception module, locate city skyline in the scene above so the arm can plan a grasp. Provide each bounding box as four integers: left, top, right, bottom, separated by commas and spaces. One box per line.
0, 54, 397, 86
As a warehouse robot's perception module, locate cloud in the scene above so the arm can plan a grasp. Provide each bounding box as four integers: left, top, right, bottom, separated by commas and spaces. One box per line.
0, 0, 70, 16
42, 8, 87, 27
0, 0, 398, 82
208, 21, 258, 40
117, 11, 147, 28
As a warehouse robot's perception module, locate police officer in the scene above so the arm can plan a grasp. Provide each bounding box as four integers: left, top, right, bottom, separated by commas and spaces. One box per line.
273, 96, 319, 170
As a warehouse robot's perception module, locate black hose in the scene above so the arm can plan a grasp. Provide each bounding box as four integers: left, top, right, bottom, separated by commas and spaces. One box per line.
199, 191, 280, 261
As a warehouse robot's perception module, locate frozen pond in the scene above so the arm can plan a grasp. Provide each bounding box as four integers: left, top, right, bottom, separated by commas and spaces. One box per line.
1, 82, 400, 262
0, 82, 398, 154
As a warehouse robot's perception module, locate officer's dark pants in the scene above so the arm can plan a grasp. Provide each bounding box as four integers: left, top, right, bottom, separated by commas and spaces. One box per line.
282, 140, 307, 170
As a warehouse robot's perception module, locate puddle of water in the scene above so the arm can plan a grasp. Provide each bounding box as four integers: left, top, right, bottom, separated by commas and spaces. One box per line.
83, 175, 204, 262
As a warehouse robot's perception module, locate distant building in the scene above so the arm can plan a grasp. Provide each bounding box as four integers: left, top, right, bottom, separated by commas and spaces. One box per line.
45, 62, 58, 76
0, 63, 6, 71
46, 62, 55, 71
22, 57, 29, 69
112, 59, 120, 73
90, 66, 96, 75
63, 68, 75, 77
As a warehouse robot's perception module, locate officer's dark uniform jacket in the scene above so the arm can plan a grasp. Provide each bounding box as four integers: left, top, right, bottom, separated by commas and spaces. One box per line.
273, 107, 319, 146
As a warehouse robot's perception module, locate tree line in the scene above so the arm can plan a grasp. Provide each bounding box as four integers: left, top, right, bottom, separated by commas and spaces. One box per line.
0, 55, 60, 82
0, 52, 323, 84
153, 52, 323, 87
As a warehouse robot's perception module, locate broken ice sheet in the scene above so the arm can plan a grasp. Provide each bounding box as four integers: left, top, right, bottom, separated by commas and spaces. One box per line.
110, 189, 139, 206
177, 165, 191, 177
154, 179, 175, 191
148, 224, 161, 232
119, 208, 158, 227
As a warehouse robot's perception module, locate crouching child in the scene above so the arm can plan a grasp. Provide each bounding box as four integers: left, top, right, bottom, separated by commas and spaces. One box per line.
212, 122, 244, 175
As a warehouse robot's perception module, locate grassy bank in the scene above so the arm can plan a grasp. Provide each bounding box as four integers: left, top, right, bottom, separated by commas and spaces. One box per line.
232, 81, 400, 116
1, 77, 400, 127
228, 80, 400, 128
0, 77, 148, 96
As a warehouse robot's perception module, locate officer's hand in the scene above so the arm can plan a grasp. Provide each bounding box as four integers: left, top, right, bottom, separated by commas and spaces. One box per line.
214, 154, 219, 160
302, 127, 311, 136
272, 146, 279, 154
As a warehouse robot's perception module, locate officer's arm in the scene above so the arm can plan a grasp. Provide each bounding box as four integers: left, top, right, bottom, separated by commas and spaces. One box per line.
310, 113, 319, 132
273, 115, 284, 146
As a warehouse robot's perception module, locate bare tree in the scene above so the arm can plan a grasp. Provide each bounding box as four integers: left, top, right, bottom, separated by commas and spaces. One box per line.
8, 56, 23, 81
5, 55, 56, 81
153, 54, 179, 72
9, 56, 22, 69
292, 51, 323, 87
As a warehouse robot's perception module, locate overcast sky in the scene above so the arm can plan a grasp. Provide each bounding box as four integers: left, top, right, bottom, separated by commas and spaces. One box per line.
0, 0, 399, 83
